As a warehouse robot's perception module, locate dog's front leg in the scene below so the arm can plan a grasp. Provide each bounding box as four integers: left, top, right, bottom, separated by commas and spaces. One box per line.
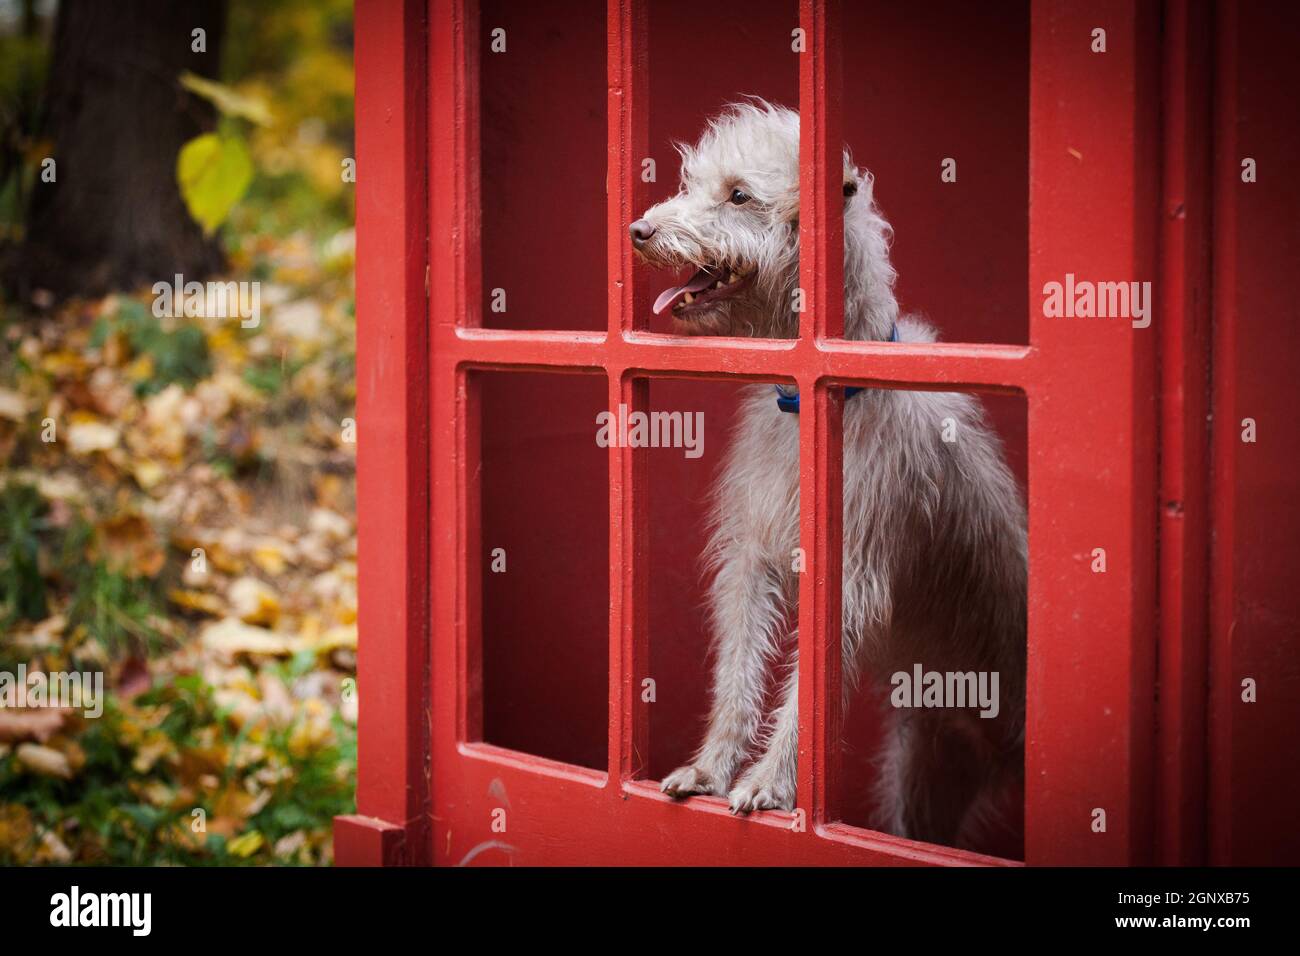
660, 550, 786, 800
728, 658, 799, 813
730, 611, 869, 813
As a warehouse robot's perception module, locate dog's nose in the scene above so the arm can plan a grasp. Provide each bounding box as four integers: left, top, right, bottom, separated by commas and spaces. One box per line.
629, 219, 656, 246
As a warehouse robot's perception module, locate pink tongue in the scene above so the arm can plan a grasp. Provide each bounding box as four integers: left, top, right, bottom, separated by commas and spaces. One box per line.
653, 267, 721, 314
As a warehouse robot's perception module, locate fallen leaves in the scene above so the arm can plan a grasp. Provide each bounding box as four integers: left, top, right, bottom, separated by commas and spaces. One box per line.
226, 830, 265, 858
201, 617, 295, 658
16, 742, 74, 779
2, 62, 358, 862
1, 242, 359, 865
96, 512, 167, 577
0, 707, 69, 743
66, 419, 120, 456
0, 387, 28, 421
227, 576, 281, 626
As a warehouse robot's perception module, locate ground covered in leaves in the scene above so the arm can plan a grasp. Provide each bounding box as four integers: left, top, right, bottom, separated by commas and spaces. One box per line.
0, 0, 357, 865
0, 229, 358, 865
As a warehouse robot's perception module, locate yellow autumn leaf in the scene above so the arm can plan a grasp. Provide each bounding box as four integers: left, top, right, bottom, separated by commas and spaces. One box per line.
178, 71, 273, 126
168, 588, 225, 617
131, 459, 167, 491
226, 830, 265, 858
177, 133, 254, 235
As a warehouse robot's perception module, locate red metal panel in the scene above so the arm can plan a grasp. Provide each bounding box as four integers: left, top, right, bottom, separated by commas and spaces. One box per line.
344, 0, 431, 866
344, 0, 1193, 867
451, 327, 1032, 387
1025, 0, 1159, 866
1155, 0, 1212, 867
428, 0, 486, 859
1206, 0, 1236, 868
333, 814, 406, 867
417, 0, 1032, 867
606, 0, 650, 782
1208, 0, 1300, 866
439, 744, 1013, 866
795, 0, 845, 825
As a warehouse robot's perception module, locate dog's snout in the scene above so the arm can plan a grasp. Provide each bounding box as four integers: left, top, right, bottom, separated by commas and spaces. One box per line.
629, 218, 656, 246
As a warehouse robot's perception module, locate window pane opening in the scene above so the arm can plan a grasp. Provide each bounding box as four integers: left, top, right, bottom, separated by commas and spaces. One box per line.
646, 376, 802, 810
837, 387, 1027, 859
476, 369, 610, 770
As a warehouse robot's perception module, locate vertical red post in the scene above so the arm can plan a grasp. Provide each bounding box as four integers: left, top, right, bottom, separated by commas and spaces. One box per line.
607, 0, 649, 782
335, 0, 431, 866
1025, 0, 1159, 866
1156, 0, 1212, 867
1206, 0, 1238, 868
795, 0, 845, 825
443, 0, 483, 762
429, 0, 481, 866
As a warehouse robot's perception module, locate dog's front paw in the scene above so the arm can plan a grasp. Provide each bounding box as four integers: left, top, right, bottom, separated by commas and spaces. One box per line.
660, 764, 724, 799
727, 776, 795, 814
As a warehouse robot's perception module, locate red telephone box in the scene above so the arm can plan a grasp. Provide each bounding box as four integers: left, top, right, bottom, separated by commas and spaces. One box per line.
335, 0, 1300, 866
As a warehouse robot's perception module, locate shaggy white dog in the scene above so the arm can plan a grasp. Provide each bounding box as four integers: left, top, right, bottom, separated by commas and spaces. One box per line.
631, 102, 1027, 847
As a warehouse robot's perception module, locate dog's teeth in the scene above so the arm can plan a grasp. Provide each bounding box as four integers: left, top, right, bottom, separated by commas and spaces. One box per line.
683, 292, 695, 304
727, 272, 740, 284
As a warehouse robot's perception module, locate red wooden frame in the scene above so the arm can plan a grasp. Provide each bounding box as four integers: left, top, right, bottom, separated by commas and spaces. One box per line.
339, 0, 1194, 867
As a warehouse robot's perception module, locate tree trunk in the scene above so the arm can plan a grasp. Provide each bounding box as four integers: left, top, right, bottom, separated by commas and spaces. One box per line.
10, 0, 227, 300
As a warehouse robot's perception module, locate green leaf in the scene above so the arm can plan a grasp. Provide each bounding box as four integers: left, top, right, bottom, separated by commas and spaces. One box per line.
179, 71, 272, 126
177, 133, 254, 235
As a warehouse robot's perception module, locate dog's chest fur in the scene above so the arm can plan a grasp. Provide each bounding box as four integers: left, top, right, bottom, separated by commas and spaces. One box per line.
712, 375, 1027, 684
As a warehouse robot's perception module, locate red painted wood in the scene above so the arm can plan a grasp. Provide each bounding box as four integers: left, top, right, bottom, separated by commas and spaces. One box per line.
840, 1, 1030, 347
346, 0, 431, 866
347, 0, 1300, 867
437, 744, 1014, 866
420, 0, 1025, 866
472, 0, 1031, 818
1025, 0, 1159, 866
606, 0, 651, 782
477, 370, 609, 769
450, 327, 1033, 388
795, 0, 845, 826
333, 815, 406, 867
1207, 0, 1300, 866
1206, 0, 1237, 868
479, 0, 606, 333
1155, 0, 1212, 867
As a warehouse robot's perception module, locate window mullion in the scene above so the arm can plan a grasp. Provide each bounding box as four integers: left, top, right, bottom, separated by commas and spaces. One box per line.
795, 0, 845, 824
606, 0, 649, 783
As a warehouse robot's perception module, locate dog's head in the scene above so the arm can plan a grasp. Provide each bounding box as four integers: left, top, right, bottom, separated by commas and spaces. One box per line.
630, 100, 896, 339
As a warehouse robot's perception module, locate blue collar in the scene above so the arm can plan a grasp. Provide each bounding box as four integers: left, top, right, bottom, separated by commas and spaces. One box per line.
774, 324, 899, 414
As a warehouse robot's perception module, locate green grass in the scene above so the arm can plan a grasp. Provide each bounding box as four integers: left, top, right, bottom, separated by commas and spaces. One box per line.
0, 481, 50, 630
90, 299, 213, 395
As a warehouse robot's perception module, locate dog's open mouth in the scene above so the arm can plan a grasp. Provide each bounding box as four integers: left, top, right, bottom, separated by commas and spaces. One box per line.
652, 264, 753, 316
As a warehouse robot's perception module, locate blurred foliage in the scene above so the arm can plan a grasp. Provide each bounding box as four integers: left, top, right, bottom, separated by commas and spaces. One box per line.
221, 0, 355, 241
0, 3, 50, 243
90, 300, 213, 396
0, 0, 358, 866
0, 673, 355, 865
0, 480, 48, 625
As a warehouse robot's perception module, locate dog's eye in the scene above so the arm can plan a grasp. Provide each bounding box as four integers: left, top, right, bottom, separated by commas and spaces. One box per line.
729, 188, 751, 205
843, 181, 858, 198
